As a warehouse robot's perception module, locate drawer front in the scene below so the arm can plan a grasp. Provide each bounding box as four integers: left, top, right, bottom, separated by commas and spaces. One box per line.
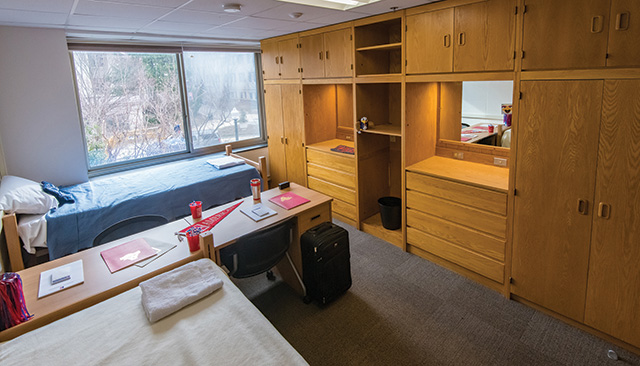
297, 201, 332, 235
407, 227, 504, 283
307, 149, 355, 174
407, 172, 507, 216
407, 190, 506, 239
332, 199, 356, 220
307, 163, 355, 189
308, 176, 356, 205
407, 208, 504, 261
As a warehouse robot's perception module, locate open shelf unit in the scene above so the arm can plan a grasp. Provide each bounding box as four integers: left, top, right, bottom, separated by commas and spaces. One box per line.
354, 17, 403, 76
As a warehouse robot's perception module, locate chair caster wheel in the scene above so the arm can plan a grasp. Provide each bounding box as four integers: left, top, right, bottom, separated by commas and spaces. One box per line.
266, 270, 276, 281
303, 296, 312, 304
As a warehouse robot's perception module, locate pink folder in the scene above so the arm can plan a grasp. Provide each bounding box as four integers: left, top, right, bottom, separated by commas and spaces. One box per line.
269, 192, 310, 210
100, 238, 157, 273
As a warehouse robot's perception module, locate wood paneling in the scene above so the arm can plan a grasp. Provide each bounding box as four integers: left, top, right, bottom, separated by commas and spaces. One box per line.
261, 40, 280, 80
439, 82, 463, 142
264, 85, 287, 187
606, 0, 640, 68
308, 176, 356, 205
303, 85, 337, 145
332, 199, 356, 220
584, 80, 640, 347
324, 28, 353, 78
300, 34, 325, 79
511, 80, 603, 322
407, 227, 504, 283
407, 190, 507, 239
521, 0, 610, 70
405, 82, 438, 166
406, 8, 454, 74
407, 172, 507, 215
281, 84, 306, 186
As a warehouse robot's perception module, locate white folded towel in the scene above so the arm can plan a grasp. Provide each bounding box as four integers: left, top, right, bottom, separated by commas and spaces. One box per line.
139, 259, 223, 323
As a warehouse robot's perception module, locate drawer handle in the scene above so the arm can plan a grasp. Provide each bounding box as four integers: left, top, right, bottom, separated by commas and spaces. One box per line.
615, 12, 630, 31
576, 199, 589, 215
443, 34, 451, 48
591, 15, 604, 33
597, 202, 611, 219
319, 51, 323, 60
280, 56, 283, 64
311, 214, 321, 221
458, 32, 466, 46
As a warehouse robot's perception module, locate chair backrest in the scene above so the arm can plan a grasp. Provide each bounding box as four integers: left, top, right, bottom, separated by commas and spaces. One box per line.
220, 218, 294, 279
93, 215, 169, 247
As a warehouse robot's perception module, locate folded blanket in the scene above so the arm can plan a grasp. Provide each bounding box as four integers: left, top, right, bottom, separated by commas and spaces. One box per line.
139, 259, 223, 323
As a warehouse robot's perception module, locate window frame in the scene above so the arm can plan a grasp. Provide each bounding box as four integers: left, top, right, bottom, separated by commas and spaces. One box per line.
69, 44, 267, 176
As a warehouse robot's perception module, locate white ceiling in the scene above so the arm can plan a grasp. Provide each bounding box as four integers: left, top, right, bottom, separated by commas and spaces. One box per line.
0, 0, 439, 48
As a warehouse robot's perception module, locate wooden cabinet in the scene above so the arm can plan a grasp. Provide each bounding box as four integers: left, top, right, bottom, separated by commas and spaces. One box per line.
406, 157, 509, 290
511, 80, 603, 322
300, 28, 352, 79
264, 84, 306, 187
606, 0, 640, 67
406, 0, 515, 74
354, 16, 403, 76
583, 80, 640, 347
261, 36, 300, 80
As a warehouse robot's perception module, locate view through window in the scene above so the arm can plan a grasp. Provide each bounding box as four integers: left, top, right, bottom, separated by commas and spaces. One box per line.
72, 49, 263, 170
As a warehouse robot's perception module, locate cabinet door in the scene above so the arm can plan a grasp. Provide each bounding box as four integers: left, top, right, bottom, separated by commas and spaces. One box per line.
261, 40, 281, 80
264, 85, 287, 187
511, 80, 602, 322
454, 0, 516, 72
324, 28, 353, 78
606, 0, 640, 67
585, 80, 640, 347
406, 8, 454, 74
281, 85, 307, 186
522, 0, 610, 70
279, 38, 301, 79
300, 34, 325, 79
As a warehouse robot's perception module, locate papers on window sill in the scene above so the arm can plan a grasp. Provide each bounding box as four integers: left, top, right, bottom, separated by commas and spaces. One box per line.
207, 156, 245, 170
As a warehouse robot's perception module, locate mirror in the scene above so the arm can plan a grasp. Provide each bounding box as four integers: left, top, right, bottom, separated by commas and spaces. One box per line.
439, 80, 513, 149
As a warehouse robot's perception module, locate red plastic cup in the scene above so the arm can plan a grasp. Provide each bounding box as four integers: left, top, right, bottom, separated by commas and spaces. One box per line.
189, 201, 202, 220
186, 231, 200, 252
488, 125, 495, 133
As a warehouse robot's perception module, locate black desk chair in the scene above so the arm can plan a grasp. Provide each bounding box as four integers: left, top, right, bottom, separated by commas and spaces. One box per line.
220, 218, 300, 283
93, 215, 169, 247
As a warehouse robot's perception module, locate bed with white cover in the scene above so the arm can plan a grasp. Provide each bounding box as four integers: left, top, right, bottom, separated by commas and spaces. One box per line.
0, 259, 307, 366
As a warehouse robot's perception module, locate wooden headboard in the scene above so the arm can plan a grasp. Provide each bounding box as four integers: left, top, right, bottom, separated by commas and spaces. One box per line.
0, 146, 268, 272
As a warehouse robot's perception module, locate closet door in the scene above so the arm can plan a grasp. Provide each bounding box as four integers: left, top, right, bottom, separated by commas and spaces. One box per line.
281, 84, 307, 186
261, 40, 281, 80
511, 80, 602, 322
324, 28, 352, 78
606, 0, 640, 67
406, 8, 454, 74
264, 85, 287, 187
584, 80, 640, 348
279, 38, 301, 79
300, 34, 325, 79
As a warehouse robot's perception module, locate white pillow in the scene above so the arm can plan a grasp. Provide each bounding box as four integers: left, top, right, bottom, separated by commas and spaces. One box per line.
0, 175, 58, 214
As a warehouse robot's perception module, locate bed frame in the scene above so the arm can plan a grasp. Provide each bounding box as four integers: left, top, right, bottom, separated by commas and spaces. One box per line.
0, 146, 267, 273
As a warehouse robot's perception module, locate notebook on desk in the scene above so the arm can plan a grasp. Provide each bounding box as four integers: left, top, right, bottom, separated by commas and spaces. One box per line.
269, 192, 310, 210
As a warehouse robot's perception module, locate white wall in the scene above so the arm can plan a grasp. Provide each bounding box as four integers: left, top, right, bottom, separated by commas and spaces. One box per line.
462, 81, 513, 125
0, 26, 88, 186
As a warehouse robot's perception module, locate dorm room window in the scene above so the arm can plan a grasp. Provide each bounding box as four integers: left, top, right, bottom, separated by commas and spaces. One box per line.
70, 46, 264, 171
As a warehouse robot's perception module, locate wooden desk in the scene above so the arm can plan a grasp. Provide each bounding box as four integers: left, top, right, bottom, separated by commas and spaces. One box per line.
0, 218, 200, 341
185, 183, 333, 295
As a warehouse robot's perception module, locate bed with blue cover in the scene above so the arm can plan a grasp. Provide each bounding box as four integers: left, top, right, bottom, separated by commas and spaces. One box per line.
45, 155, 260, 260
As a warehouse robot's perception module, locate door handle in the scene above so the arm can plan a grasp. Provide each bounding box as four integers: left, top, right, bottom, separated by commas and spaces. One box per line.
597, 202, 611, 219
577, 199, 589, 215
275, 56, 279, 64
458, 32, 466, 46
280, 136, 284, 144
444, 34, 451, 48
615, 12, 630, 31
319, 52, 323, 60
591, 15, 604, 33
326, 51, 329, 59
284, 137, 289, 145
280, 56, 283, 64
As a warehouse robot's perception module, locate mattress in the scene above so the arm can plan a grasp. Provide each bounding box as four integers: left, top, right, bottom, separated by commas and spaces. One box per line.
0, 262, 307, 366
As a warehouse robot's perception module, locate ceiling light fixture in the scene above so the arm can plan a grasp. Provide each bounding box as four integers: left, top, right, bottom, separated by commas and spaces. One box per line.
289, 12, 303, 19
277, 0, 380, 11
222, 3, 242, 13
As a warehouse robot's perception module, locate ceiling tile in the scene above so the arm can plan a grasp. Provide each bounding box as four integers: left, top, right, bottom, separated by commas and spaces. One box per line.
141, 20, 216, 33
74, 0, 173, 20
226, 16, 297, 31
255, 3, 339, 22
355, 0, 435, 14
90, 0, 189, 7
68, 14, 147, 29
0, 0, 75, 13
160, 9, 243, 25
307, 10, 367, 25
184, 0, 282, 16
202, 26, 281, 39
0, 9, 68, 25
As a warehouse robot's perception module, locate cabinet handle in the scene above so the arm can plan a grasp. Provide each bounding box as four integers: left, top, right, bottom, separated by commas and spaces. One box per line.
597, 202, 611, 219
591, 15, 604, 33
326, 51, 329, 59
577, 199, 589, 215
280, 56, 283, 64
275, 56, 279, 64
443, 34, 451, 48
284, 137, 289, 145
280, 136, 284, 144
319, 52, 323, 60
458, 32, 466, 46
615, 12, 630, 31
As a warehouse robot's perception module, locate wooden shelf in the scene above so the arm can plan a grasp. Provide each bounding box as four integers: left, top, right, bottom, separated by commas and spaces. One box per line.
355, 74, 402, 83
359, 124, 401, 137
406, 156, 509, 192
356, 42, 402, 52
306, 139, 355, 157
361, 213, 403, 249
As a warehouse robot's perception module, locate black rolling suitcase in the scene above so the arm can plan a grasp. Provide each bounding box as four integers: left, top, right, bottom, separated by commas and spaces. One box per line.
301, 221, 351, 305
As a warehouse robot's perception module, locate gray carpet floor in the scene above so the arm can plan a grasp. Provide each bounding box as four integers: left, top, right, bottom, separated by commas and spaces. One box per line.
233, 219, 640, 366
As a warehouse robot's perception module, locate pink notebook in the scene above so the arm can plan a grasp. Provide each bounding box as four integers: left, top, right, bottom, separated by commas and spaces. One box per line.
269, 192, 310, 210
100, 238, 157, 273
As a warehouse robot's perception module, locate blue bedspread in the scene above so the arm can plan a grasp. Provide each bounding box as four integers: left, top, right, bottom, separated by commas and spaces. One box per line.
46, 156, 260, 260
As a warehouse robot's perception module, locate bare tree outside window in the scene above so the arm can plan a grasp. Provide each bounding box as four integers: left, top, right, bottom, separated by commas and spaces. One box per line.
183, 52, 260, 149
73, 51, 186, 168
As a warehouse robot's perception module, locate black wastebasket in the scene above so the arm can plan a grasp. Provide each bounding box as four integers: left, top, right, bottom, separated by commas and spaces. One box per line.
378, 197, 401, 230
